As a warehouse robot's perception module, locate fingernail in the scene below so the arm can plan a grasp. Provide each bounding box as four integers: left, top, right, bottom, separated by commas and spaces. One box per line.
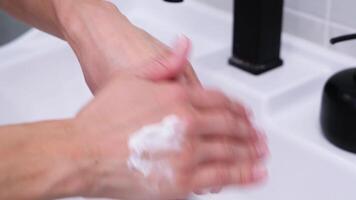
252, 164, 268, 180
256, 131, 268, 141
232, 103, 253, 119
173, 35, 191, 56
249, 128, 259, 139
246, 108, 254, 117
237, 121, 249, 136
210, 187, 222, 194
255, 142, 266, 157
194, 190, 204, 195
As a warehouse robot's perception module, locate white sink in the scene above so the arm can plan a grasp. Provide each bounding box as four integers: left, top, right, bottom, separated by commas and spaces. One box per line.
1, 0, 356, 199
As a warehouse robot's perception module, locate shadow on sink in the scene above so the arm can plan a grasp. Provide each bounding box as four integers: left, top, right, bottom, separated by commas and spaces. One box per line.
0, 11, 30, 46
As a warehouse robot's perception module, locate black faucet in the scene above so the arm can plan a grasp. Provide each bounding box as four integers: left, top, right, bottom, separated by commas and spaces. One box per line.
164, 0, 284, 75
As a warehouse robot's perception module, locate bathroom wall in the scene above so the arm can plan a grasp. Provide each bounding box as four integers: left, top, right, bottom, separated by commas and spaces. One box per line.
1, 1, 355, 57
195, 0, 356, 59
284, 0, 356, 58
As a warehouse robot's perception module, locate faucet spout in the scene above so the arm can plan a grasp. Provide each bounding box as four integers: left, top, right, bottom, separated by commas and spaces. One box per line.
163, 0, 284, 75
229, 0, 284, 75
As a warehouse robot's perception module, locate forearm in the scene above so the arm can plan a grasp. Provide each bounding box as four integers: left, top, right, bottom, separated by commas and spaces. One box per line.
0, 0, 136, 90
0, 0, 131, 40
0, 0, 66, 38
0, 120, 90, 199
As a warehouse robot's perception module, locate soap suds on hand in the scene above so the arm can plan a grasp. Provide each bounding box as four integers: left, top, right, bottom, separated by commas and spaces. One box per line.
127, 115, 186, 182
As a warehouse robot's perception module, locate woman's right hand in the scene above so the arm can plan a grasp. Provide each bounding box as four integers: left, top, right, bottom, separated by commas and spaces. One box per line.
54, 0, 201, 93
72, 71, 268, 200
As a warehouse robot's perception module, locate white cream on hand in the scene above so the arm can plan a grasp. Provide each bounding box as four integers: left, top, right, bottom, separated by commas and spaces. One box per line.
127, 115, 186, 182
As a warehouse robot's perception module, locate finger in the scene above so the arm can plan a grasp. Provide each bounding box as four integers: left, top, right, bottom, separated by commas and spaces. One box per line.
187, 89, 250, 119
187, 111, 257, 139
135, 36, 191, 81
182, 64, 202, 87
191, 162, 268, 190
193, 190, 203, 195
194, 138, 269, 164
188, 89, 232, 110
210, 186, 223, 194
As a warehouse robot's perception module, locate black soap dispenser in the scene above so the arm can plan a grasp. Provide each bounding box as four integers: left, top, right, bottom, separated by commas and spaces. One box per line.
321, 33, 356, 153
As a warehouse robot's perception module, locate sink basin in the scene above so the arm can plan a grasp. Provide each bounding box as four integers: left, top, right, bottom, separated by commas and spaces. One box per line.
1, 0, 356, 199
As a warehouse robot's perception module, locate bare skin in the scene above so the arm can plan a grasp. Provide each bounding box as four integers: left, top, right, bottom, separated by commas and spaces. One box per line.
74, 73, 268, 200
0, 0, 200, 93
0, 0, 269, 199
0, 45, 268, 199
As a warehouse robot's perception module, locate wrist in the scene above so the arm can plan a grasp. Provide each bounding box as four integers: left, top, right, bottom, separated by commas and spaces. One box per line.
71, 111, 137, 199
52, 0, 133, 49
51, 0, 137, 91
53, 118, 103, 198
32, 119, 97, 199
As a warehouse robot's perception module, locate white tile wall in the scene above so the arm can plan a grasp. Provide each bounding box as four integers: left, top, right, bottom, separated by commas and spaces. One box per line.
285, 0, 356, 58
195, 0, 356, 58
196, 0, 233, 12
283, 9, 326, 45
285, 0, 327, 18
330, 0, 356, 29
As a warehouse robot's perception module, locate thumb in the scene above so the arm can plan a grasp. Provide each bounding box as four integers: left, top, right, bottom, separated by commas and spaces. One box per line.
134, 36, 191, 81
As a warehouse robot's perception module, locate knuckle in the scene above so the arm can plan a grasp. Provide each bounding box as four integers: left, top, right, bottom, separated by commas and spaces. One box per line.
222, 142, 236, 158
252, 140, 268, 158
236, 119, 250, 137
232, 102, 250, 118
222, 110, 235, 122
206, 89, 223, 98
245, 145, 255, 159
179, 103, 196, 120
250, 141, 259, 158
213, 91, 230, 103
221, 111, 236, 132
175, 104, 198, 132
210, 90, 232, 107
184, 140, 196, 155
183, 112, 199, 132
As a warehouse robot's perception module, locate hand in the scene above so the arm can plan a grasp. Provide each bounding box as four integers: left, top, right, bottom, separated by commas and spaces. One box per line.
58, 0, 200, 93
72, 65, 268, 200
